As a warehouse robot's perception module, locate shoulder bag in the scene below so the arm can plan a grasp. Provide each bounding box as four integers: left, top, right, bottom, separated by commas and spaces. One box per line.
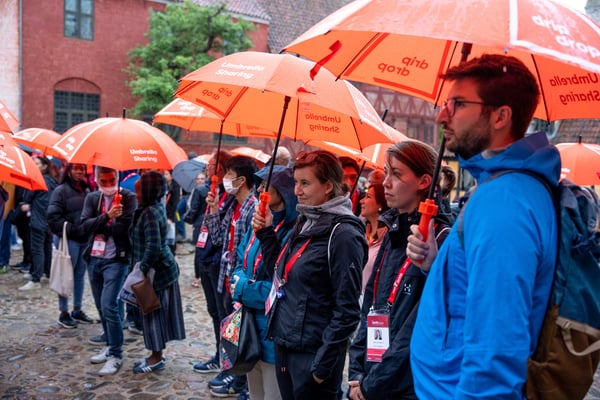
49, 221, 74, 297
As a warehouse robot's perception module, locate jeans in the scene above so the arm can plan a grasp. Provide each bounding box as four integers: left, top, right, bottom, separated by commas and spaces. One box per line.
88, 257, 127, 359
58, 240, 88, 312
30, 227, 52, 282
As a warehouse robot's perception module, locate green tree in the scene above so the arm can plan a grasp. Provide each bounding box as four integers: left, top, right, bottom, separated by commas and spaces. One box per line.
126, 1, 255, 137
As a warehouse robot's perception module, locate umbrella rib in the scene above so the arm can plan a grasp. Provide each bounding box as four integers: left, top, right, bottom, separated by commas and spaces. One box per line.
530, 55, 551, 122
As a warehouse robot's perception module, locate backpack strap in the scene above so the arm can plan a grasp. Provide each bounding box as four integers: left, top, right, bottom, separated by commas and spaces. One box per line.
328, 222, 341, 280
557, 316, 600, 356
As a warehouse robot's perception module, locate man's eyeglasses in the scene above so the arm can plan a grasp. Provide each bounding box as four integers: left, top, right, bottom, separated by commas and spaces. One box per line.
442, 98, 495, 118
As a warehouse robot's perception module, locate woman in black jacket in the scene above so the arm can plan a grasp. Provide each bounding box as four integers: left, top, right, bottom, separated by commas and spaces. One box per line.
47, 163, 94, 328
18, 156, 58, 291
254, 150, 367, 400
347, 140, 452, 400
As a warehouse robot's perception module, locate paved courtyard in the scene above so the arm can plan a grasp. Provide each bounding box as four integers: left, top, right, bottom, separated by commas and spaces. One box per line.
0, 243, 599, 399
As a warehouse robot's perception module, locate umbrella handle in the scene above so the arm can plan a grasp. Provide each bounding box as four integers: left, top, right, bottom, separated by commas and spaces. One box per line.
411, 198, 438, 267
256, 192, 271, 231
113, 193, 122, 206
210, 175, 218, 195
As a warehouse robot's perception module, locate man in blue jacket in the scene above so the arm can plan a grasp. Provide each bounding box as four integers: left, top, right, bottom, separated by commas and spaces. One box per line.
407, 54, 560, 399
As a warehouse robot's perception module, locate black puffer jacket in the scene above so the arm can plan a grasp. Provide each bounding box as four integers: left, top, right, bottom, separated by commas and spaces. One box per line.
347, 208, 451, 399
79, 189, 137, 262
47, 177, 89, 242
257, 196, 367, 380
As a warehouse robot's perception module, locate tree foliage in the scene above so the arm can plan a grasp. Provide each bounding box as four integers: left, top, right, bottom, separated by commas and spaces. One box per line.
126, 1, 256, 125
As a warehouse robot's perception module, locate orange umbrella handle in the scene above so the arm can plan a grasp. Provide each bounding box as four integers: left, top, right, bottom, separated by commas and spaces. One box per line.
256, 192, 271, 231
210, 175, 218, 195
113, 193, 122, 206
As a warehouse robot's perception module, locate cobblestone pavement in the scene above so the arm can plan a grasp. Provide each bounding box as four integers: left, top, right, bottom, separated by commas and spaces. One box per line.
1, 243, 599, 399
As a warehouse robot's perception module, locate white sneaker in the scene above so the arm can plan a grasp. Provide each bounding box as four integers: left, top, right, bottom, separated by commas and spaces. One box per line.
18, 281, 41, 291
90, 347, 109, 364
98, 356, 122, 376
23, 273, 32, 280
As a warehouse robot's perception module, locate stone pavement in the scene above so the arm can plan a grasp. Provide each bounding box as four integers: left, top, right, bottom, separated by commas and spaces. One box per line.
1, 243, 599, 399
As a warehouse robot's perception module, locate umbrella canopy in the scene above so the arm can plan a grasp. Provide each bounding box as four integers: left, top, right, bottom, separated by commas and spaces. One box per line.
175, 51, 398, 151
284, 0, 600, 122
0, 132, 47, 191
50, 112, 187, 170
556, 137, 600, 185
12, 128, 62, 156
231, 146, 271, 164
172, 159, 206, 193
0, 100, 20, 133
154, 98, 277, 138
309, 140, 394, 170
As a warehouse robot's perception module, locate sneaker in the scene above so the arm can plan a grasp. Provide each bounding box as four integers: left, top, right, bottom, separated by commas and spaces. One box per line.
134, 356, 165, 367
235, 390, 250, 400
57, 313, 78, 329
41, 274, 49, 282
22, 273, 32, 280
128, 325, 143, 335
90, 347, 109, 364
88, 332, 107, 345
0, 265, 7, 274
98, 356, 122, 376
193, 356, 221, 374
71, 310, 95, 324
209, 371, 235, 388
132, 358, 166, 374
18, 281, 41, 291
210, 380, 244, 398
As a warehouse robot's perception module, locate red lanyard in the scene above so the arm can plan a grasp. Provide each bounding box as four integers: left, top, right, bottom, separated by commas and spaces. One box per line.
244, 219, 284, 277
228, 203, 241, 255
276, 238, 312, 282
372, 250, 412, 307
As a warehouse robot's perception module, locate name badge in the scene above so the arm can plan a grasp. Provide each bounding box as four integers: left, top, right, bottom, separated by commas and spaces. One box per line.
196, 226, 209, 248
366, 310, 390, 362
90, 234, 106, 257
265, 274, 282, 315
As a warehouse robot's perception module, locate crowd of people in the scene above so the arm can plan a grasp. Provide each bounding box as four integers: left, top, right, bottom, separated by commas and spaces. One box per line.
0, 53, 565, 399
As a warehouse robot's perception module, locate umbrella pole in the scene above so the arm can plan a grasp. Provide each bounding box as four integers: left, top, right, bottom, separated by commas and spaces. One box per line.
257, 95, 291, 220
350, 160, 366, 197
210, 121, 225, 195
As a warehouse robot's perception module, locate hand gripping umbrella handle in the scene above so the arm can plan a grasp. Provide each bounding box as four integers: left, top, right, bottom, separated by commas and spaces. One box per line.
255, 192, 271, 231
112, 193, 122, 206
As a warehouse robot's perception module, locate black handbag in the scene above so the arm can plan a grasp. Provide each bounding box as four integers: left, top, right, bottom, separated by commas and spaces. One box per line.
219, 303, 261, 375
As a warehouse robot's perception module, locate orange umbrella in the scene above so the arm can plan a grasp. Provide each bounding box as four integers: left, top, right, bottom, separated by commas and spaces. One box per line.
284, 0, 600, 122
50, 111, 187, 170
0, 132, 47, 191
0, 100, 20, 133
175, 51, 397, 151
308, 123, 407, 169
231, 146, 271, 164
12, 128, 62, 156
154, 98, 277, 138
556, 136, 600, 186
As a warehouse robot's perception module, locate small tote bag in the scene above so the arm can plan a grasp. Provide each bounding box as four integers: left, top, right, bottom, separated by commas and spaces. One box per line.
49, 221, 74, 297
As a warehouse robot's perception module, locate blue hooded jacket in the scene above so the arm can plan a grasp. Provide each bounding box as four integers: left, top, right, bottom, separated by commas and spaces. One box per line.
232, 167, 298, 364
411, 132, 560, 399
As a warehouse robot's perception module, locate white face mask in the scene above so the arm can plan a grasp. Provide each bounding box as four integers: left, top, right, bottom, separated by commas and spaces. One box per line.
222, 178, 240, 195
99, 185, 118, 197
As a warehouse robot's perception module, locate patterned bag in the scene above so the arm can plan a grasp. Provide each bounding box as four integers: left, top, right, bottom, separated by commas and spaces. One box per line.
219, 302, 261, 375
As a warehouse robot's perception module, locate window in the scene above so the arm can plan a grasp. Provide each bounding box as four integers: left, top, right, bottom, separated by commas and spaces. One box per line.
64, 0, 94, 40
54, 91, 100, 133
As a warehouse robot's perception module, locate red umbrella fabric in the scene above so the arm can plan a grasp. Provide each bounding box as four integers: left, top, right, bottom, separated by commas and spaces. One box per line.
0, 100, 20, 133
556, 137, 600, 185
12, 128, 62, 156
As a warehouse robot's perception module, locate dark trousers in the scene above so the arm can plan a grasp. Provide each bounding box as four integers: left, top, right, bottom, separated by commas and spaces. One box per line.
15, 218, 32, 266
274, 344, 345, 400
0, 217, 11, 265
30, 227, 52, 282
198, 258, 229, 359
